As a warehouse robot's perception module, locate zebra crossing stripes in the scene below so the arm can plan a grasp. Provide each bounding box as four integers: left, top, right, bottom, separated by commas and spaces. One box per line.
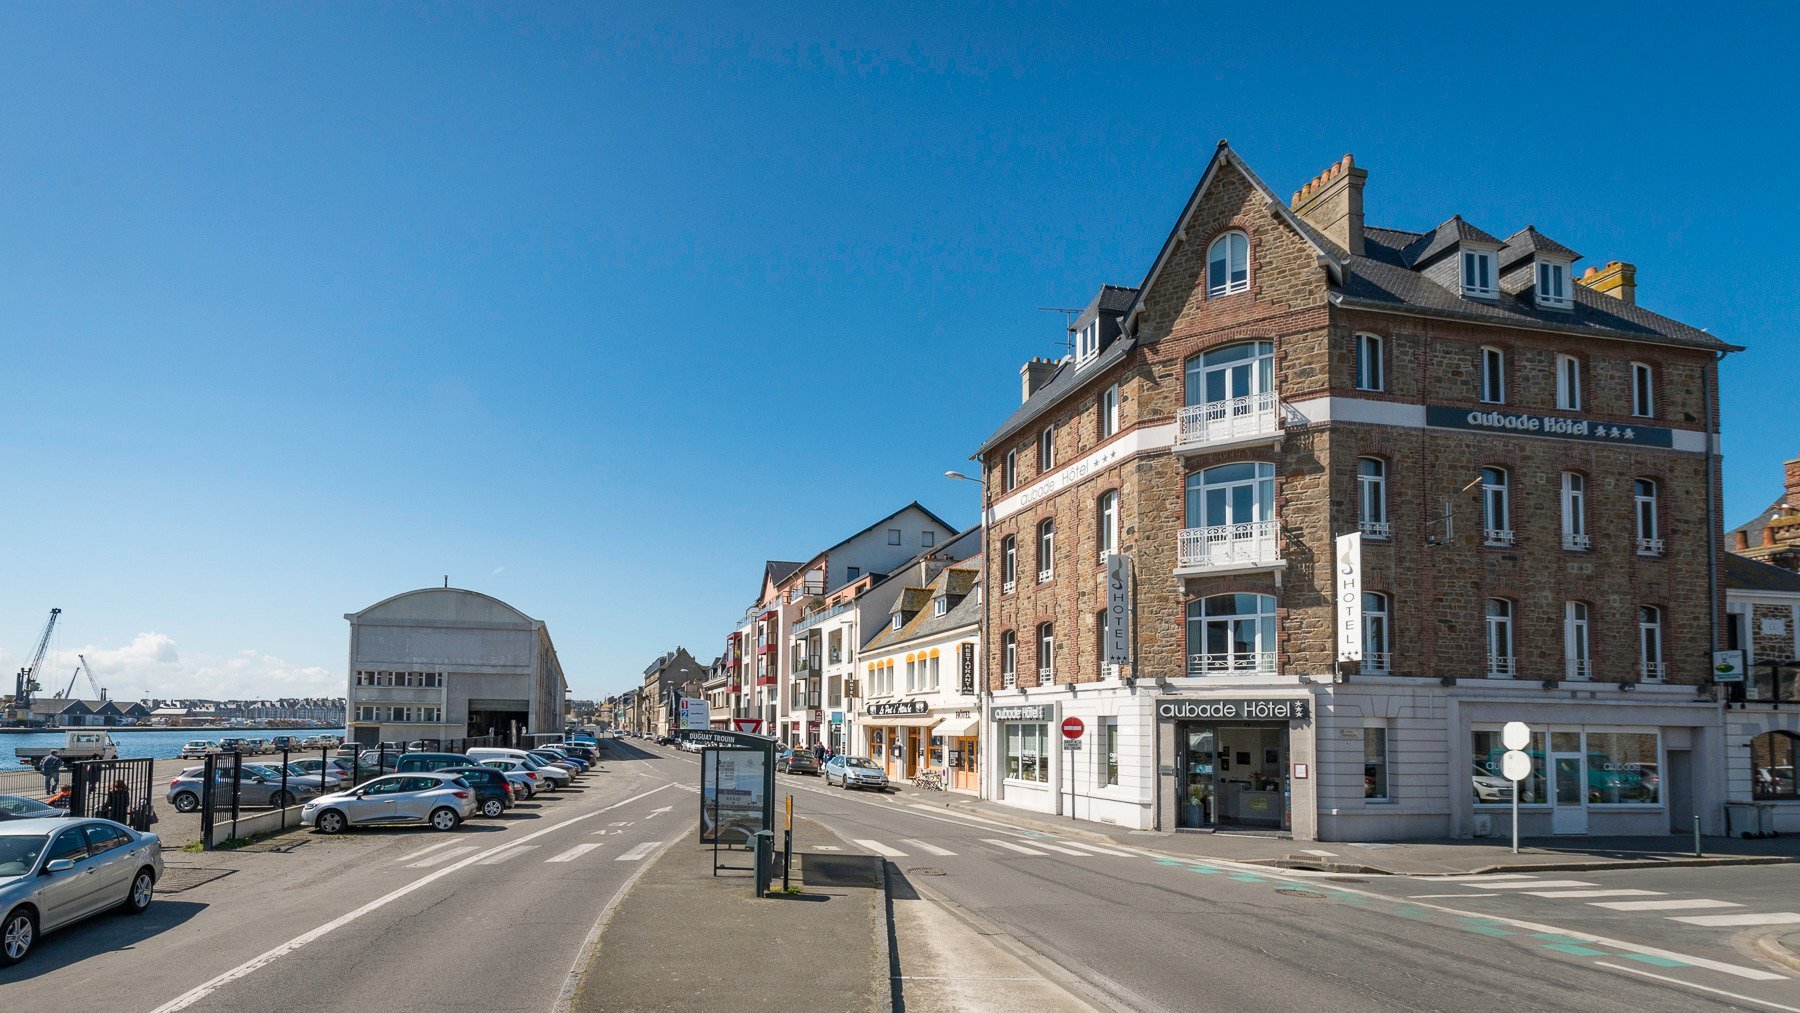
902, 839, 958, 857
545, 843, 605, 863
1469, 880, 1597, 890
1029, 842, 1093, 857
406, 845, 480, 868
615, 841, 663, 861
1669, 912, 1800, 927
1420, 873, 1800, 933
1053, 840, 1135, 858
853, 839, 909, 858
984, 839, 1050, 856
477, 845, 539, 865
1522, 889, 1660, 899
1591, 899, 1741, 912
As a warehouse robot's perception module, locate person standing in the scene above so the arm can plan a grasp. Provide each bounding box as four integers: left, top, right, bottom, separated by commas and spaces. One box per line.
104, 779, 130, 824
40, 750, 63, 796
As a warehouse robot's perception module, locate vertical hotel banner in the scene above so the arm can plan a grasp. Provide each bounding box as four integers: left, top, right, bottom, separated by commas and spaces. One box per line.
1335, 533, 1362, 662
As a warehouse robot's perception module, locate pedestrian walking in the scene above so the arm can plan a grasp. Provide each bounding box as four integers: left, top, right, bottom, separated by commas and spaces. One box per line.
40, 750, 63, 796
813, 741, 825, 763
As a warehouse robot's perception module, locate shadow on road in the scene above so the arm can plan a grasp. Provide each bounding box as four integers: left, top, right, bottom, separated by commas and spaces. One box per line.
0, 899, 206, 985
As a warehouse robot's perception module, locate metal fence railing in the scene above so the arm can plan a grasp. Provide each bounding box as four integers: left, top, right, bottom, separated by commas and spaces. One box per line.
68, 757, 156, 830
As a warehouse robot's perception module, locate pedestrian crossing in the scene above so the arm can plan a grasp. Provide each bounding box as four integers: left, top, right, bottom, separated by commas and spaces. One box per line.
1414, 873, 1800, 932
389, 839, 665, 868
831, 833, 1146, 863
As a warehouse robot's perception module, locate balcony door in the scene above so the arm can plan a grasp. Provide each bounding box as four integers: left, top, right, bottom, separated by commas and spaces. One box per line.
1187, 341, 1273, 409
1550, 731, 1588, 834
1186, 462, 1274, 530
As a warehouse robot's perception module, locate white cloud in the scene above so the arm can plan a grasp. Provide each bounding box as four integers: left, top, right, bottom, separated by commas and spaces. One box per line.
490, 566, 506, 576
39, 634, 338, 700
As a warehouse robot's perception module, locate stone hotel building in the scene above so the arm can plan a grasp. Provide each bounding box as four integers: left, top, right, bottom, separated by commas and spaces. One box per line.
975, 143, 1736, 840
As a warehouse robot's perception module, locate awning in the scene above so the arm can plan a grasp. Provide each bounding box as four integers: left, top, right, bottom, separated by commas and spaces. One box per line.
935, 716, 979, 737
870, 715, 940, 728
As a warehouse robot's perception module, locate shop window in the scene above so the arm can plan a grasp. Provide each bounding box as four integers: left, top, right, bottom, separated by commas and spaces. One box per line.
1473, 728, 1546, 804
1364, 727, 1390, 800
1586, 731, 1661, 805
1751, 732, 1799, 800
1005, 723, 1049, 783
1101, 718, 1119, 785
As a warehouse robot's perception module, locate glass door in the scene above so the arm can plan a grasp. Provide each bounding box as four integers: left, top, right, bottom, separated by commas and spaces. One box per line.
1178, 726, 1217, 829
1550, 731, 1588, 834
1187, 341, 1273, 409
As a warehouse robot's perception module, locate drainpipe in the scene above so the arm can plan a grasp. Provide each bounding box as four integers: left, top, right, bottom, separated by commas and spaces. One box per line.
1706, 351, 1724, 658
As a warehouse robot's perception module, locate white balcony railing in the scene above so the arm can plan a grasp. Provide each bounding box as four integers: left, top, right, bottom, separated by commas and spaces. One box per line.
1360, 520, 1392, 540
1564, 532, 1591, 551
1175, 392, 1284, 452
1188, 651, 1277, 676
1037, 568, 1053, 583
1177, 520, 1283, 574
1484, 528, 1516, 547
1361, 652, 1392, 674
1036, 666, 1053, 681
1002, 579, 1016, 595
1640, 660, 1666, 681
1636, 537, 1665, 555
1488, 655, 1517, 678
1565, 657, 1592, 680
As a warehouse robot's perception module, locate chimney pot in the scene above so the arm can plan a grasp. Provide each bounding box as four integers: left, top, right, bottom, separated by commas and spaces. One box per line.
1577, 261, 1637, 305
1734, 529, 1749, 551
1291, 152, 1367, 256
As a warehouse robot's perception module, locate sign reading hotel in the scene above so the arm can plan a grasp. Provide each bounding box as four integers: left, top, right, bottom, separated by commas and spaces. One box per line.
1104, 553, 1133, 665
1334, 533, 1362, 663
1425, 406, 1675, 448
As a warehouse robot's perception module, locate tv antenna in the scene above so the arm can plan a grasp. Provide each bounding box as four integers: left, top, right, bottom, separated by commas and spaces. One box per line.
1037, 306, 1084, 355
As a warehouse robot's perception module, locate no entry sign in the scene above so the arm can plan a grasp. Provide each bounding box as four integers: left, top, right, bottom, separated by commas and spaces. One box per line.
1061, 717, 1085, 740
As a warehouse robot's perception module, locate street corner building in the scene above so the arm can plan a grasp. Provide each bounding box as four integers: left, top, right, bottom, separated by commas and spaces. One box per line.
344, 587, 568, 747
974, 143, 1739, 841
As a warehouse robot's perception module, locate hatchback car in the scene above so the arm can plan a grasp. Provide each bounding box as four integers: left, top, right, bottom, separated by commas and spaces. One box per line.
824, 756, 889, 791
0, 817, 164, 965
529, 749, 586, 774
776, 750, 821, 776
0, 796, 59, 822
301, 773, 476, 833
480, 760, 544, 798
437, 766, 512, 818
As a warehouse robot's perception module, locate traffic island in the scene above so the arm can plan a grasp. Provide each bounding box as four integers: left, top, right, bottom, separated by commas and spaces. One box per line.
564, 816, 884, 1013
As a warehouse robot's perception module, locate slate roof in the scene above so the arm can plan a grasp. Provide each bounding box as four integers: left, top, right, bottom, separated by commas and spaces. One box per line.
1726, 552, 1800, 595
863, 562, 981, 654
975, 336, 1136, 456
1727, 496, 1788, 547
1403, 215, 1504, 266
1500, 226, 1582, 270
1071, 284, 1140, 333
764, 561, 804, 588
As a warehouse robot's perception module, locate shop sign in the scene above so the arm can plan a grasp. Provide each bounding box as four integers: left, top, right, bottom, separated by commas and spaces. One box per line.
1156, 698, 1311, 721
1104, 554, 1132, 664
1712, 650, 1745, 683
1425, 405, 1674, 448
867, 698, 929, 717
959, 642, 976, 694
1334, 533, 1362, 662
829, 711, 844, 724
992, 704, 1053, 722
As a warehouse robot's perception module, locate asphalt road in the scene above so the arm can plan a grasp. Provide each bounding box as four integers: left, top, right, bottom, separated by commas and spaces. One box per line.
0, 740, 697, 1012
644, 745, 1800, 1013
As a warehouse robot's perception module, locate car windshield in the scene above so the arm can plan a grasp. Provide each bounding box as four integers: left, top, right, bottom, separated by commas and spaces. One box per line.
242, 764, 281, 778
846, 758, 880, 769
0, 796, 56, 817
0, 834, 49, 877
520, 756, 547, 770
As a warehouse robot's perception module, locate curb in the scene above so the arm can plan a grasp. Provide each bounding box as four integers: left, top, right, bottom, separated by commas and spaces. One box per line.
874, 856, 896, 1013
1753, 933, 1800, 975
551, 829, 685, 1013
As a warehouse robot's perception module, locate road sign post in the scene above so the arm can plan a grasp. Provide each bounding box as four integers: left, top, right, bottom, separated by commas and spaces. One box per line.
1501, 722, 1532, 855
1061, 717, 1085, 819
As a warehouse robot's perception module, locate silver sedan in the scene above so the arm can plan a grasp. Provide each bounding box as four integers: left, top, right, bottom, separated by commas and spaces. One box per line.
0, 817, 165, 965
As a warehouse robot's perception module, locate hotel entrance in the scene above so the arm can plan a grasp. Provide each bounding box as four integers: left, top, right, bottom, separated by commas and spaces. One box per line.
1175, 722, 1290, 831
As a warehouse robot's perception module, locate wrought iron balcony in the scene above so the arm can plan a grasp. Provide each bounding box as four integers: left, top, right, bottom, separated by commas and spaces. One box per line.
1483, 528, 1515, 547
1640, 660, 1666, 681
1360, 652, 1391, 674
1187, 651, 1277, 676
1360, 520, 1392, 540
1487, 655, 1517, 678
1636, 536, 1665, 556
1565, 658, 1592, 680
1174, 392, 1284, 454
1563, 532, 1591, 551
1176, 520, 1283, 576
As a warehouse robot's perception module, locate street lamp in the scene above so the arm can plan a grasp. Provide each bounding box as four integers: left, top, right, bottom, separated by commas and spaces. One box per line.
945, 468, 988, 799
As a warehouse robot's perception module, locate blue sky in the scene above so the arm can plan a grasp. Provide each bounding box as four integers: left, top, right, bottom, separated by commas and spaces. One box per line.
2, 5, 1795, 702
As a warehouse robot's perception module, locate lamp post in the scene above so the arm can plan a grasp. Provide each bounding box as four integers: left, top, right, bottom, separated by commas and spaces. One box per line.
946, 470, 989, 799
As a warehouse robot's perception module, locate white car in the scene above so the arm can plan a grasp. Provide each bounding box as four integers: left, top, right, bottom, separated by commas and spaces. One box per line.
1471, 763, 1514, 803
179, 740, 215, 759
479, 760, 544, 798
480, 756, 569, 790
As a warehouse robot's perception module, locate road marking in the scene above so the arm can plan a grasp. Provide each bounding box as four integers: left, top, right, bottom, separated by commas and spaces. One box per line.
394, 840, 459, 863
406, 845, 479, 868
646, 806, 673, 819
1053, 840, 1136, 858
854, 839, 909, 858
546, 843, 606, 863
477, 846, 538, 865
1429, 873, 1540, 882
1299, 848, 1337, 857
609, 821, 634, 827
901, 839, 958, 856
1669, 912, 1800, 927
616, 841, 663, 861
1031, 842, 1093, 857
1591, 899, 1742, 912
985, 839, 1050, 856
1469, 880, 1596, 890
1409, 893, 1501, 899
153, 782, 678, 1012
1525, 889, 1662, 899
815, 845, 842, 851
1593, 961, 1800, 1013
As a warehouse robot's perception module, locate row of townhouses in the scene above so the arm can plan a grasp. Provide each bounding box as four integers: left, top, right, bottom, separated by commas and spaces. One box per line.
609, 144, 1798, 842
17, 697, 347, 728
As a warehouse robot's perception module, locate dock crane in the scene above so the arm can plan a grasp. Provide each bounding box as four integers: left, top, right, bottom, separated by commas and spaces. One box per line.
9, 608, 61, 719
56, 653, 104, 701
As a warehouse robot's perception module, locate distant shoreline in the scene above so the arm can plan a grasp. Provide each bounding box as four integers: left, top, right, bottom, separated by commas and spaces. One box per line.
0, 725, 346, 734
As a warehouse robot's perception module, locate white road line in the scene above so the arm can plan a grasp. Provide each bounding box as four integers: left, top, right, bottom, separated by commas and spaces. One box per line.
1524, 889, 1662, 899
1409, 893, 1501, 899
815, 845, 842, 851
1299, 848, 1337, 857
1593, 961, 1800, 1013
406, 845, 479, 868
1032, 842, 1093, 857
901, 839, 958, 857
150, 781, 677, 1013
1590, 898, 1742, 912
1053, 840, 1135, 858
546, 843, 606, 863
1669, 912, 1800, 927
1469, 879, 1596, 890
985, 839, 1050, 856
616, 841, 663, 861
854, 839, 908, 858
476, 845, 538, 865
1428, 873, 1540, 882
394, 840, 458, 863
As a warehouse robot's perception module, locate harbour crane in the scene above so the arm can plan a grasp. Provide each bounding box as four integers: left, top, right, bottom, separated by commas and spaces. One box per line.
56, 653, 104, 701
9, 607, 61, 717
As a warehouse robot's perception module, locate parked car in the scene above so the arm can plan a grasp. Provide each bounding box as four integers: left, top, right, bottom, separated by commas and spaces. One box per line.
823, 756, 888, 791
301, 773, 476, 833
0, 818, 164, 965
303, 734, 345, 750
288, 757, 357, 782
216, 737, 251, 754
165, 765, 323, 812
557, 742, 599, 763
268, 735, 299, 752
275, 761, 344, 791
529, 748, 587, 773
394, 752, 477, 774
1471, 763, 1514, 803
468, 748, 572, 788
355, 751, 404, 774
178, 740, 215, 759
479, 760, 544, 799
776, 750, 821, 776
0, 795, 59, 822
438, 766, 513, 818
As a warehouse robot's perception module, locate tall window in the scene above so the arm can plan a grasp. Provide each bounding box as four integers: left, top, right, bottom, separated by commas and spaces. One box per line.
1364, 727, 1390, 800
1075, 319, 1100, 364
1362, 592, 1390, 673
1639, 606, 1664, 681
1354, 333, 1384, 391
1206, 231, 1249, 297
1037, 622, 1055, 680
1001, 631, 1016, 689
1185, 340, 1273, 409
1095, 608, 1112, 678
1561, 472, 1588, 550
1555, 354, 1582, 410
1186, 593, 1277, 674
1039, 426, 1055, 472
1037, 518, 1055, 581
1631, 362, 1655, 418
1001, 535, 1017, 591
1480, 346, 1505, 404
1564, 602, 1591, 680
1003, 449, 1017, 492
1481, 467, 1512, 546
1004, 722, 1049, 783
1357, 457, 1388, 538
1102, 718, 1119, 786
1635, 479, 1662, 554
1461, 249, 1497, 297
1186, 461, 1276, 530
927, 652, 940, 690
1485, 598, 1515, 677
1750, 732, 1798, 800
1097, 490, 1119, 560
1100, 385, 1119, 439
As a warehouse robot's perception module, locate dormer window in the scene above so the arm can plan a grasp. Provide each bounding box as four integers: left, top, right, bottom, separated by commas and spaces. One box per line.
1207, 231, 1250, 298
890, 614, 902, 631
934, 597, 949, 617
1536, 259, 1572, 309
1461, 249, 1497, 298
1074, 320, 1100, 366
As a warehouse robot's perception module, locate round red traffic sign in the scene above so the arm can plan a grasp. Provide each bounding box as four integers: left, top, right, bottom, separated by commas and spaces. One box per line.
1061, 717, 1085, 740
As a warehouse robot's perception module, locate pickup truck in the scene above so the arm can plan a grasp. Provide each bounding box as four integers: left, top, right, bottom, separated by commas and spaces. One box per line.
16, 730, 122, 765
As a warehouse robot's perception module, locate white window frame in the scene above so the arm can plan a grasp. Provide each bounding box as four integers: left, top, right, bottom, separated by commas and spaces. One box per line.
934, 597, 948, 617
1037, 622, 1055, 681
1536, 259, 1571, 309
888, 528, 902, 545
1039, 426, 1055, 472
1480, 346, 1506, 404
1634, 478, 1662, 555
1354, 333, 1385, 392
1357, 457, 1389, 539
1362, 592, 1390, 674
1001, 632, 1017, 688
1101, 717, 1119, 787
1486, 598, 1515, 677
1481, 467, 1512, 546
1363, 725, 1391, 801
1075, 320, 1100, 366
1631, 362, 1655, 418
1001, 535, 1017, 592
1100, 384, 1119, 439
1561, 472, 1589, 550
1003, 449, 1017, 492
1556, 354, 1582, 410
1097, 490, 1119, 560
1206, 231, 1250, 297
1461, 248, 1498, 298
1037, 518, 1054, 582
1564, 601, 1592, 680
1638, 606, 1664, 681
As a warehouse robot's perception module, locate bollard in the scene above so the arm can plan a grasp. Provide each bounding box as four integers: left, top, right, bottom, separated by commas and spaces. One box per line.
1694, 815, 1702, 858
752, 830, 774, 897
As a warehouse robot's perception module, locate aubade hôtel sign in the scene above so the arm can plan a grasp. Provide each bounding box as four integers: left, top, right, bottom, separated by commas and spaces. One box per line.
1425, 406, 1674, 448
1156, 699, 1311, 721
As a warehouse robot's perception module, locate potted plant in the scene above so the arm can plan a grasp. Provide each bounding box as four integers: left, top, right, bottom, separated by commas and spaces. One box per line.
1183, 783, 1212, 826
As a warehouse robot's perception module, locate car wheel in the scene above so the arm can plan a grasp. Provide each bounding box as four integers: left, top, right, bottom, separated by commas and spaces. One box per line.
315, 809, 347, 834
172, 792, 200, 813
481, 798, 506, 818
270, 791, 295, 809
430, 807, 460, 831
0, 907, 35, 966
125, 869, 155, 915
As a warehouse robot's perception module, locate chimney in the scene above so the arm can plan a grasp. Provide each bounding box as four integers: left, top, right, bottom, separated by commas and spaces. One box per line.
1290, 154, 1366, 256
1734, 529, 1749, 551
1578, 261, 1636, 305
1020, 357, 1057, 403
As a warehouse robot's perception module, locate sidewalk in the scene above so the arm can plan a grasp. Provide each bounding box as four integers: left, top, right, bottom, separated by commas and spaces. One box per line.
885, 784, 1800, 876
565, 816, 885, 1012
